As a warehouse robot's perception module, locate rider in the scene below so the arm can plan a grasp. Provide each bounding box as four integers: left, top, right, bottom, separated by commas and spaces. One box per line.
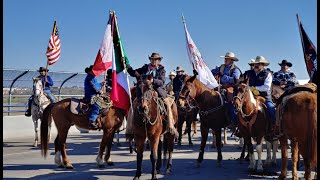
173, 66, 187, 100
211, 52, 242, 127
127, 52, 178, 137
25, 67, 55, 117
272, 59, 299, 91
84, 65, 105, 129
244, 56, 276, 128
165, 71, 176, 96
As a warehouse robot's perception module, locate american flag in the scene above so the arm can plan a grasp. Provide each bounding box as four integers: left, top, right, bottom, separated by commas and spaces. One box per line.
46, 21, 61, 65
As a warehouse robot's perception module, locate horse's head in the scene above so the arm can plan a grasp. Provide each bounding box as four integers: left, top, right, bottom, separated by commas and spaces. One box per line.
136, 75, 158, 118
233, 77, 251, 112
177, 75, 197, 108
33, 77, 43, 96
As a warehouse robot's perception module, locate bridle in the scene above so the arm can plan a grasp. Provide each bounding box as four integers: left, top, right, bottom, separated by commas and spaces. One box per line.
233, 85, 256, 119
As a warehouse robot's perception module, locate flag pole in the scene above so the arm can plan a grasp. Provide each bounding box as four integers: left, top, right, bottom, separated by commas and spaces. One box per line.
114, 11, 134, 113
296, 14, 310, 79
182, 14, 197, 73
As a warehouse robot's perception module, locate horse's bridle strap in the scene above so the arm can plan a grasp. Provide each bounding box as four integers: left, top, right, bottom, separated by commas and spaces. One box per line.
237, 99, 259, 135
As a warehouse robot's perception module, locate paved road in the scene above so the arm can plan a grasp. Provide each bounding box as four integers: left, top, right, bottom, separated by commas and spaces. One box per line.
3, 123, 311, 179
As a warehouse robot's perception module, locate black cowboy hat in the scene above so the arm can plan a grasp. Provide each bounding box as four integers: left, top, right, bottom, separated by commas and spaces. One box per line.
38, 67, 49, 72
278, 60, 292, 67
85, 65, 94, 73
148, 52, 163, 60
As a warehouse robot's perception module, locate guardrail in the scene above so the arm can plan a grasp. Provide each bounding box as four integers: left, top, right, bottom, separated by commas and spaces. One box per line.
3, 94, 84, 116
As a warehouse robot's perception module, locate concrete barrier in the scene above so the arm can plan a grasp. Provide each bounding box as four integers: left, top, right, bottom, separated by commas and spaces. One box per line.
3, 115, 83, 141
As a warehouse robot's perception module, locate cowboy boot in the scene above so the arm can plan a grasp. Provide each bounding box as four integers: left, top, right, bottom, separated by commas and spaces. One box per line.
163, 97, 179, 138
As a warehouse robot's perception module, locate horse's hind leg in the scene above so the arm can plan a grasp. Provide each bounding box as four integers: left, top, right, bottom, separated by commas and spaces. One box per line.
177, 116, 184, 146
165, 134, 175, 174
278, 135, 288, 179
156, 138, 163, 174
223, 128, 228, 145
291, 141, 299, 180
58, 127, 73, 169
104, 132, 116, 166
303, 158, 312, 180
54, 134, 64, 168
197, 124, 209, 167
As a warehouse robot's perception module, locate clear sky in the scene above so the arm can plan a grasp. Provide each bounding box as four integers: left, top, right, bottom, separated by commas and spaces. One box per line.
4, 0, 317, 80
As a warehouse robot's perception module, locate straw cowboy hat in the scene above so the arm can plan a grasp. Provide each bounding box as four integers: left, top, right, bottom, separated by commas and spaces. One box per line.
37, 67, 49, 72
220, 52, 239, 61
278, 59, 292, 67
148, 52, 163, 60
169, 71, 176, 76
248, 59, 255, 65
175, 66, 185, 72
250, 56, 270, 66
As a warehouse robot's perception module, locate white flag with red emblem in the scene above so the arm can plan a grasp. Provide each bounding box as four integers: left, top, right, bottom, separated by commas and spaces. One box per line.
183, 16, 218, 89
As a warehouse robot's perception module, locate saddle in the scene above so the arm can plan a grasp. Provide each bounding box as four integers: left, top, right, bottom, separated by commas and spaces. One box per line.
70, 98, 90, 115
277, 83, 317, 105
219, 86, 234, 103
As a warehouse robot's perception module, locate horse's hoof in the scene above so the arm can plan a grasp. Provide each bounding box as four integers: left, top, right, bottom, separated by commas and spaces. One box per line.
189, 142, 193, 146
107, 161, 114, 166
195, 161, 201, 168
65, 165, 74, 169
98, 164, 105, 168
278, 174, 286, 180
156, 169, 160, 174
133, 176, 140, 180
166, 168, 172, 174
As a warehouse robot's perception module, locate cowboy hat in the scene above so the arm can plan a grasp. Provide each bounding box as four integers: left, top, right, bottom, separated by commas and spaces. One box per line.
220, 52, 239, 61
37, 67, 49, 72
85, 65, 94, 73
278, 59, 292, 67
148, 52, 163, 60
169, 71, 176, 76
250, 56, 270, 66
175, 66, 185, 72
248, 59, 255, 65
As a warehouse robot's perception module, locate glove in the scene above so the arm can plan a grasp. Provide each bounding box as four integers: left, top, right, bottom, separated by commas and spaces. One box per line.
250, 86, 260, 96
193, 69, 198, 76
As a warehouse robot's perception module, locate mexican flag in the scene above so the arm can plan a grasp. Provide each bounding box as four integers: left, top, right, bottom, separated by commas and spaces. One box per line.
110, 13, 131, 112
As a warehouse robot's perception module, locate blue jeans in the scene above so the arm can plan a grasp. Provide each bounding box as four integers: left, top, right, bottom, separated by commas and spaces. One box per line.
227, 102, 237, 125
265, 100, 276, 124
89, 103, 100, 122
44, 89, 55, 103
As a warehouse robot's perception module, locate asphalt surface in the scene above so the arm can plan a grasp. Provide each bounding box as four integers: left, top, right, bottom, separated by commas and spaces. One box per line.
3, 123, 313, 180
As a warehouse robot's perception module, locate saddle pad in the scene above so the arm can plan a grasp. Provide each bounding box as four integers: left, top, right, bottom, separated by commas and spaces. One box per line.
70, 98, 89, 115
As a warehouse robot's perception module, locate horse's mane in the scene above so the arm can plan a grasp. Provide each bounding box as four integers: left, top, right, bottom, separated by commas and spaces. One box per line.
185, 75, 216, 95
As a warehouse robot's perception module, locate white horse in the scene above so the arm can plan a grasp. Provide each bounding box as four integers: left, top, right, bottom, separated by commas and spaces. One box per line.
31, 77, 52, 147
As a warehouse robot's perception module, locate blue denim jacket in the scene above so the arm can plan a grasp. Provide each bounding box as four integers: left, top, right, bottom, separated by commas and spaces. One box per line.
37, 75, 53, 90
84, 74, 102, 101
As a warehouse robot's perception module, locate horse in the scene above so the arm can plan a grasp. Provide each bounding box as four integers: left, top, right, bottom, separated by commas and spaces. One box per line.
40, 98, 127, 169
31, 77, 52, 147
176, 97, 198, 146
177, 74, 229, 167
132, 75, 178, 180
233, 78, 278, 172
277, 83, 317, 180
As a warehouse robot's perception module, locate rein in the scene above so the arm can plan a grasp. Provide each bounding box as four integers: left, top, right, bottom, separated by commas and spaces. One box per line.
141, 87, 163, 126
199, 91, 224, 116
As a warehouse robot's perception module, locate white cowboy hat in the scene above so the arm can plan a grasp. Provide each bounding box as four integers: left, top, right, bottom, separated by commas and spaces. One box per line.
169, 71, 176, 76
250, 56, 270, 66
248, 59, 255, 65
220, 52, 239, 61
175, 66, 185, 72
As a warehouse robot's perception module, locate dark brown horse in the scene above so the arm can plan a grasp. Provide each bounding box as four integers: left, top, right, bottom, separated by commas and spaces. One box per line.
233, 78, 278, 172
177, 74, 229, 167
132, 75, 178, 180
277, 83, 317, 180
176, 98, 198, 146
40, 99, 126, 169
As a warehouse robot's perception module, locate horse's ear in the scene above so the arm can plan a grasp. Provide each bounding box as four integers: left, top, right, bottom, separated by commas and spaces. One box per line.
32, 77, 36, 81
189, 74, 197, 83
242, 77, 249, 85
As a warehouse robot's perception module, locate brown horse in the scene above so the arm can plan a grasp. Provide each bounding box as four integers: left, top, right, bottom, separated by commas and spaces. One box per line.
40, 99, 126, 169
176, 98, 198, 146
132, 75, 178, 180
233, 78, 278, 172
277, 84, 317, 180
177, 75, 229, 167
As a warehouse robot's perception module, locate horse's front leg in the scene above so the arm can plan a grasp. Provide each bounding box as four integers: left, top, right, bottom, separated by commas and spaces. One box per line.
271, 139, 278, 165
134, 134, 146, 180
223, 128, 228, 145
165, 133, 175, 174
255, 137, 264, 172
96, 131, 108, 167
186, 117, 193, 145
247, 137, 255, 171
32, 115, 39, 147
150, 135, 160, 180
215, 128, 223, 167
197, 122, 209, 167
177, 116, 184, 146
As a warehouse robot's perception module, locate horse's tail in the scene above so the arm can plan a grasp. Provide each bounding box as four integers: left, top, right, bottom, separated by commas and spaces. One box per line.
307, 96, 317, 166
40, 103, 54, 158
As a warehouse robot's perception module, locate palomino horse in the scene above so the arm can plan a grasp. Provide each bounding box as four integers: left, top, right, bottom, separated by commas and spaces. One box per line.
31, 77, 52, 147
177, 75, 229, 167
233, 78, 278, 172
132, 75, 178, 180
277, 83, 317, 180
40, 99, 127, 169
176, 98, 198, 146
